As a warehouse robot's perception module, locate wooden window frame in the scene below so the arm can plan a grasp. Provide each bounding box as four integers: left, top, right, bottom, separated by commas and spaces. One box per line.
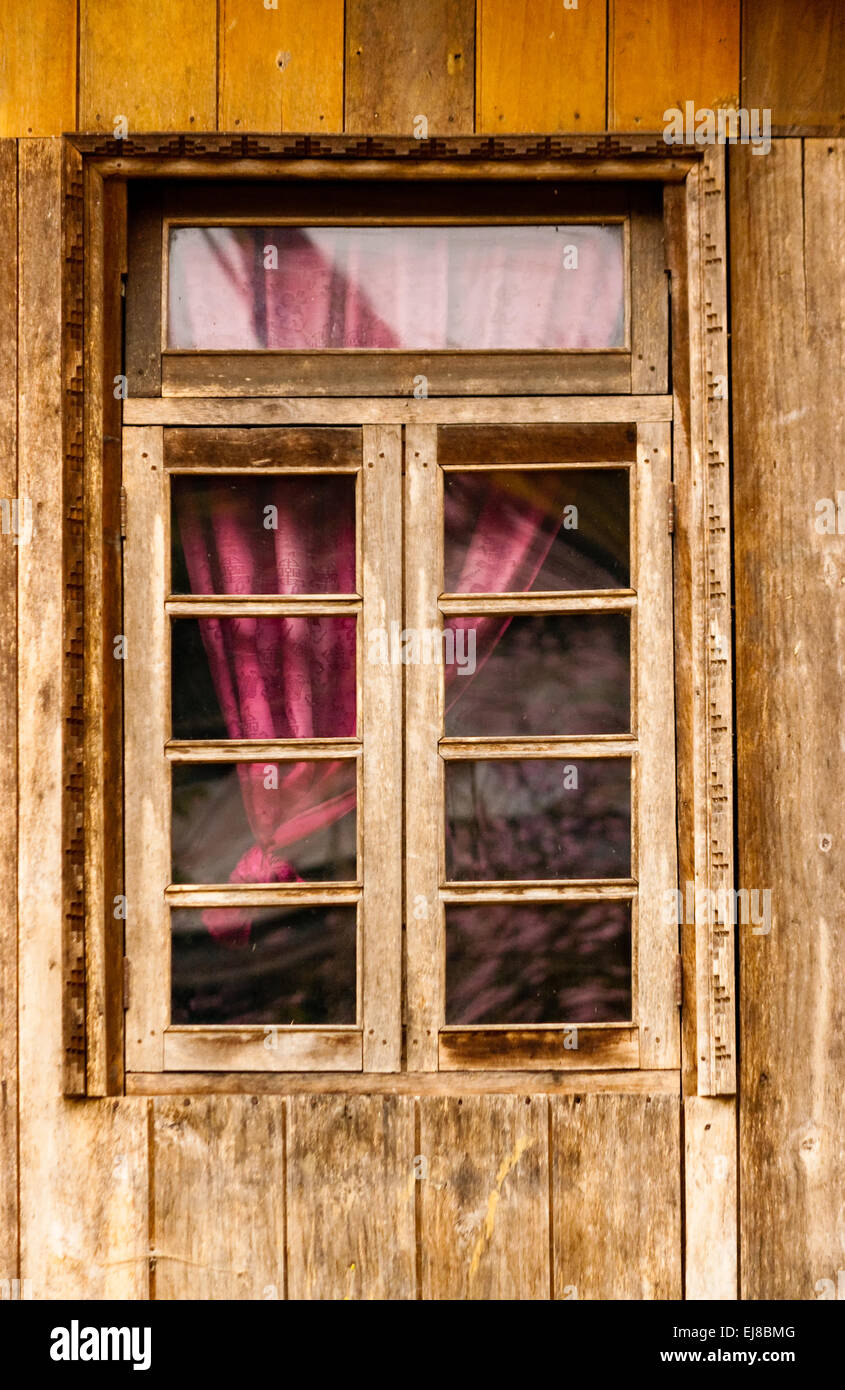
63, 134, 734, 1102
125, 178, 666, 399
123, 423, 402, 1074
404, 419, 676, 1073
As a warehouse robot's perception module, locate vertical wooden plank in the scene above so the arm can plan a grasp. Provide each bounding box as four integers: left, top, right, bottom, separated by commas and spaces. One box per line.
79, 0, 217, 133
405, 425, 443, 1072
345, 0, 475, 136
418, 1096, 549, 1299
361, 426, 403, 1070
685, 1096, 737, 1299
0, 139, 17, 1282
286, 1095, 416, 1299
609, 0, 740, 131
476, 0, 606, 134
635, 421, 679, 1069
124, 427, 169, 1073
219, 0, 344, 133
742, 0, 845, 130
731, 139, 845, 1299
84, 168, 127, 1095
678, 151, 735, 1099
18, 138, 148, 1297
551, 1094, 681, 1299
153, 1096, 286, 1299
629, 192, 668, 393
0, 1, 77, 137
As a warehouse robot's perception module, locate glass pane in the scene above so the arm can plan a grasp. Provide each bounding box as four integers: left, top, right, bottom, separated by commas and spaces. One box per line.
171, 473, 356, 595
171, 903, 356, 1024
444, 613, 630, 737
444, 469, 629, 593
172, 760, 357, 885
445, 758, 631, 881
446, 901, 631, 1024
171, 615, 357, 740
168, 224, 625, 351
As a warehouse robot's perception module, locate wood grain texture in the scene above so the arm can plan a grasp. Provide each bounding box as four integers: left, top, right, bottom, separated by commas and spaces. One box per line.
634, 422, 679, 1069
418, 1095, 549, 1298
0, 139, 17, 1281
128, 1068, 681, 1096
162, 351, 628, 399
404, 426, 443, 1071
551, 1093, 681, 1298
361, 426, 403, 1069
684, 1096, 736, 1299
345, 0, 475, 136
79, 0, 217, 133
742, 0, 845, 130
17, 139, 148, 1297
0, 0, 77, 136
153, 1096, 286, 1299
123, 427, 169, 1073
219, 0, 344, 133
83, 168, 126, 1095
609, 0, 739, 131
440, 1026, 638, 1072
731, 138, 845, 1299
476, 0, 606, 134
286, 1095, 416, 1298
127, 395, 674, 426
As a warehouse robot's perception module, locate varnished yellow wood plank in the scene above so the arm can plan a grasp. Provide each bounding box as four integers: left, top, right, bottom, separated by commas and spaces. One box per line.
609, 0, 740, 132
79, 0, 217, 133
476, 0, 606, 134
0, 0, 77, 136
219, 0, 344, 133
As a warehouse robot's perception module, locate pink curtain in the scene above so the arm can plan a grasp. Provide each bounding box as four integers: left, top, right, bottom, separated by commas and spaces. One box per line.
175, 479, 357, 945
168, 225, 624, 351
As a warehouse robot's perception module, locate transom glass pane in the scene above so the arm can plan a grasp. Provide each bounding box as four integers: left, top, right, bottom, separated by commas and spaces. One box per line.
167, 224, 626, 351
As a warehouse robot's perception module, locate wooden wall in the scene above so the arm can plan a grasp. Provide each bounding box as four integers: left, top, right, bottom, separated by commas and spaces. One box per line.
0, 0, 843, 1301
731, 139, 845, 1300
2, 0, 842, 141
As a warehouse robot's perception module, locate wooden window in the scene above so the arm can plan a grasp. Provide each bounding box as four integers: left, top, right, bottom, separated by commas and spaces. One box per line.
126, 180, 667, 398
66, 137, 733, 1098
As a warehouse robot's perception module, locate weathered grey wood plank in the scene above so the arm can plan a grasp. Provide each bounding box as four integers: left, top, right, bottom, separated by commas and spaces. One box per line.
731, 138, 845, 1299
418, 1095, 549, 1299
286, 1095, 416, 1298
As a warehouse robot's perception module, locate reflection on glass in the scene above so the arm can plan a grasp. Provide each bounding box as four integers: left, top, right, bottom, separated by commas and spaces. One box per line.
171, 761, 357, 885
445, 758, 631, 881
171, 903, 356, 1025
168, 224, 625, 351
444, 469, 629, 593
171, 473, 356, 595
444, 613, 630, 737
446, 901, 631, 1024
171, 615, 357, 741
